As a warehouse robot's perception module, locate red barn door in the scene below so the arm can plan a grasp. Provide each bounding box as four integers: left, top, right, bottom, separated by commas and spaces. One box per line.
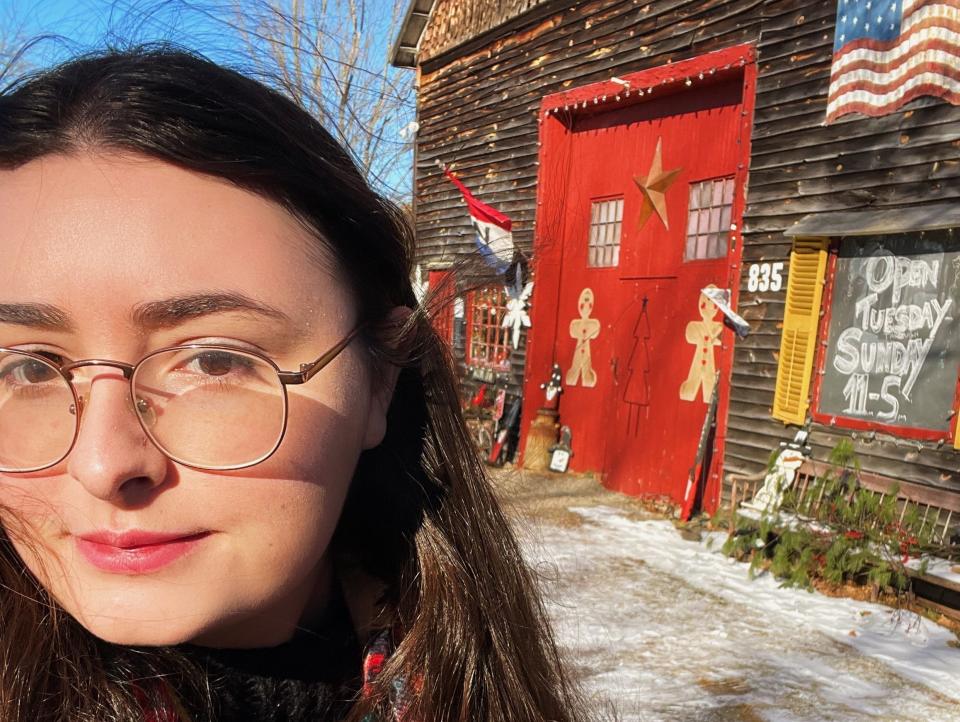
523, 47, 756, 509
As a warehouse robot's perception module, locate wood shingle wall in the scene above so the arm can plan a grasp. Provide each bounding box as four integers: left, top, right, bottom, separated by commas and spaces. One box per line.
419, 0, 551, 61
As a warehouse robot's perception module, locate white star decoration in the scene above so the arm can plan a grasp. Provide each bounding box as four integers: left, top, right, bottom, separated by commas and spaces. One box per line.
501, 278, 533, 350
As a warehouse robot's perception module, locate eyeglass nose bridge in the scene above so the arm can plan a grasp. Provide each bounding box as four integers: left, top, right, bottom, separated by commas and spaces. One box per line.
60, 358, 136, 379
59, 359, 144, 421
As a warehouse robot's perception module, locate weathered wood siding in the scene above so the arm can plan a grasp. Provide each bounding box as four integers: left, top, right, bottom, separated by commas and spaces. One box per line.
419, 0, 551, 61
411, 0, 960, 493
730, 2, 960, 498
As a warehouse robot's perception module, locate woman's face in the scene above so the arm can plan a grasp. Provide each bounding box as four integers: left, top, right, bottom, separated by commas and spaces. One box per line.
0, 152, 390, 648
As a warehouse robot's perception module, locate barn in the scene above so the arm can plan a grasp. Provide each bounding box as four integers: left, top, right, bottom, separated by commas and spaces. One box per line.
391, 0, 960, 520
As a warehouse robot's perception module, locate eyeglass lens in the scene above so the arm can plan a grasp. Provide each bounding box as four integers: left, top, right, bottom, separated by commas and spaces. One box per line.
0, 348, 287, 472
0, 352, 76, 472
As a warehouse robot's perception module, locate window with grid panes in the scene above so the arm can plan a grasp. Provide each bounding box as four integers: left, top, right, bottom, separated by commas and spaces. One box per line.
467, 287, 511, 370
588, 197, 623, 267
685, 177, 734, 261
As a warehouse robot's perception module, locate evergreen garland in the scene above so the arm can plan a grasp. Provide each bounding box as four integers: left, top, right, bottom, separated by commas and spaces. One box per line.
720, 441, 938, 601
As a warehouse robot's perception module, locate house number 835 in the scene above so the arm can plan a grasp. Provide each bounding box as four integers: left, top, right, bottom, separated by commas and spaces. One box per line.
746, 262, 784, 292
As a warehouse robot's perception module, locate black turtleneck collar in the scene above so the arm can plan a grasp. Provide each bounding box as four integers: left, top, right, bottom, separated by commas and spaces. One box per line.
175, 585, 363, 722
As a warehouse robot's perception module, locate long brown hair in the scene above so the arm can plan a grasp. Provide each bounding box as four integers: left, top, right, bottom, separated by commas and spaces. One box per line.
0, 47, 587, 721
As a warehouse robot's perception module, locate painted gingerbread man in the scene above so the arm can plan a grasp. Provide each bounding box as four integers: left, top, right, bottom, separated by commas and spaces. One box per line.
566, 288, 601, 388
679, 286, 722, 402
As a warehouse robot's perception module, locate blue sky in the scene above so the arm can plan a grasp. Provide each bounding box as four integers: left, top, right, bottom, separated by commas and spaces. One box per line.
3, 0, 415, 198
9, 0, 402, 64
10, 1, 230, 64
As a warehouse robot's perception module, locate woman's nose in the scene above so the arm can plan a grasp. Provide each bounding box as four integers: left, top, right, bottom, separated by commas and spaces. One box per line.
66, 370, 169, 503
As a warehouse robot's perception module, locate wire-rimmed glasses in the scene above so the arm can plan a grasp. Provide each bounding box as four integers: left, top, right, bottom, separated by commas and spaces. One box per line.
0, 326, 364, 473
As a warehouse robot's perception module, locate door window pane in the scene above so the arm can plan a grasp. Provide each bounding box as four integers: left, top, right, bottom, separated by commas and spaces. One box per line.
685, 176, 735, 261
588, 197, 623, 268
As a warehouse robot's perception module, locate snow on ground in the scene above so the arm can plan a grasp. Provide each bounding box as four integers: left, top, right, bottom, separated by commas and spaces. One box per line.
517, 505, 960, 721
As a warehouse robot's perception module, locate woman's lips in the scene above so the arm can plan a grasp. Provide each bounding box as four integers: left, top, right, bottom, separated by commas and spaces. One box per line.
74, 530, 212, 574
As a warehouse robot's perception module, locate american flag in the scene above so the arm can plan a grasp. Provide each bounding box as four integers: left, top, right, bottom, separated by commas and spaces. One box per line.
827, 0, 960, 123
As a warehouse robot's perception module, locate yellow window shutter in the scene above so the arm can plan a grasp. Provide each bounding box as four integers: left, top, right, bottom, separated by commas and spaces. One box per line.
772, 237, 829, 425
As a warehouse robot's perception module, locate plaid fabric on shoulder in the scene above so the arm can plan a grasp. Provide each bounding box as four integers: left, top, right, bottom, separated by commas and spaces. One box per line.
361, 628, 415, 721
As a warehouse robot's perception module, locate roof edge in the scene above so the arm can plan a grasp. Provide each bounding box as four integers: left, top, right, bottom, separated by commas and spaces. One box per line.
391, 0, 437, 68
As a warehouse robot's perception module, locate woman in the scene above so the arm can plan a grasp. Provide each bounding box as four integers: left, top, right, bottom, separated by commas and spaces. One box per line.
0, 47, 585, 721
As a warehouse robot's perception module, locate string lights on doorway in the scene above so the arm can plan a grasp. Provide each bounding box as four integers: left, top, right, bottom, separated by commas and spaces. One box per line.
539, 56, 750, 122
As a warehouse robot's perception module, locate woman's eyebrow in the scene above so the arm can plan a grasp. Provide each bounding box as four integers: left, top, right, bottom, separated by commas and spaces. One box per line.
132, 292, 293, 330
0, 292, 294, 332
0, 302, 73, 331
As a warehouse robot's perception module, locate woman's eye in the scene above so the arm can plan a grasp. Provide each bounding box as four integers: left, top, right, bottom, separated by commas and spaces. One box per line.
0, 355, 62, 385
184, 351, 253, 377
21, 359, 60, 383
34, 351, 67, 366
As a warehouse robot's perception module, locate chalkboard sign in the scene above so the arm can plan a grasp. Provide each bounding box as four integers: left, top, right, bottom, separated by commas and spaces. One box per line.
817, 233, 960, 433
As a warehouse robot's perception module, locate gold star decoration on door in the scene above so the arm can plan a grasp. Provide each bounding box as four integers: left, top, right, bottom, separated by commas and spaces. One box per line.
634, 137, 683, 231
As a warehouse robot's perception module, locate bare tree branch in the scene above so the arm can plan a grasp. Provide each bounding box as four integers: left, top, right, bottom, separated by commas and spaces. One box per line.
0, 7, 33, 83
229, 0, 414, 201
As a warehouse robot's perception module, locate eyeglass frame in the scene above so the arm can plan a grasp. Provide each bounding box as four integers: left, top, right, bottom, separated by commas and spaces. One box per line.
0, 324, 366, 474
